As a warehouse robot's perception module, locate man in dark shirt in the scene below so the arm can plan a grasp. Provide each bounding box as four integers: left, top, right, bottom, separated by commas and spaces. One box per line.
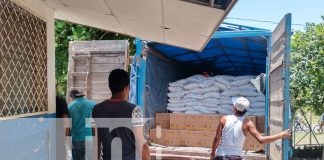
56, 95, 69, 160
92, 69, 150, 160
56, 96, 69, 118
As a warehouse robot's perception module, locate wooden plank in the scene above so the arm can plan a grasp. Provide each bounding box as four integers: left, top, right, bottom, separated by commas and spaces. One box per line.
74, 81, 108, 85
85, 56, 91, 98
74, 56, 125, 65
269, 116, 283, 159
270, 36, 285, 59
269, 66, 284, 84
72, 55, 90, 59
271, 17, 286, 46
90, 73, 109, 83
67, 40, 128, 103
89, 97, 109, 103
269, 101, 283, 118
270, 80, 284, 102
71, 72, 88, 76
70, 40, 128, 53
270, 57, 284, 73
74, 63, 124, 72
66, 52, 76, 102
91, 92, 111, 99
270, 56, 283, 73
91, 56, 125, 64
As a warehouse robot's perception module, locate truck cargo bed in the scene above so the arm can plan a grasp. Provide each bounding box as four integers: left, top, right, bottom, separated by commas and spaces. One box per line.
150, 145, 266, 160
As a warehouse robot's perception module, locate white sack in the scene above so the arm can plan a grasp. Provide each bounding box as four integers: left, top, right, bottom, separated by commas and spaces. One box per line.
252, 102, 265, 108
221, 89, 240, 96
199, 79, 215, 88
239, 89, 258, 97
184, 93, 203, 99
185, 110, 201, 114
201, 92, 220, 99
217, 75, 235, 82
168, 103, 185, 108
168, 86, 184, 92
183, 82, 200, 90
215, 82, 228, 91
167, 91, 187, 98
230, 78, 251, 87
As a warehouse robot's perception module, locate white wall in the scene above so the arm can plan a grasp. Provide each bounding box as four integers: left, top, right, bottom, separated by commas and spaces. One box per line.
0, 2, 56, 159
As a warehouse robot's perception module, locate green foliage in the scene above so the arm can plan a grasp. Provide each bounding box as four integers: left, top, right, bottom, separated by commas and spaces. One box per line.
291, 16, 324, 115
55, 20, 135, 97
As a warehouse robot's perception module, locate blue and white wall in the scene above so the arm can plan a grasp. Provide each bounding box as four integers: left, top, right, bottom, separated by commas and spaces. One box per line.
0, 0, 56, 159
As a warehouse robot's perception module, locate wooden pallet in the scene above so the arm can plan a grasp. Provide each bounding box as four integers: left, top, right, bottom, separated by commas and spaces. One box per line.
67, 41, 128, 103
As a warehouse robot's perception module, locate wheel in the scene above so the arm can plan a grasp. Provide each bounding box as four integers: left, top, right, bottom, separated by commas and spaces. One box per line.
300, 122, 310, 132
313, 125, 323, 135
294, 123, 302, 132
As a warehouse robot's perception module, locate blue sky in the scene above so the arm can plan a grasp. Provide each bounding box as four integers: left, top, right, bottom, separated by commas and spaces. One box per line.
225, 0, 323, 31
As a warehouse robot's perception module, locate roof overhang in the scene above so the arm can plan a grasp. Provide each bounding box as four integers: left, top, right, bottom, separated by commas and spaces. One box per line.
42, 0, 238, 51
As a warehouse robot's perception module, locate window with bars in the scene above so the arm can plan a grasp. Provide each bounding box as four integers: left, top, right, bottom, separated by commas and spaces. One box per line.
0, 0, 48, 117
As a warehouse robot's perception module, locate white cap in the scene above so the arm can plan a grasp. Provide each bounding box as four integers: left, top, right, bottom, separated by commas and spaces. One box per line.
231, 97, 250, 112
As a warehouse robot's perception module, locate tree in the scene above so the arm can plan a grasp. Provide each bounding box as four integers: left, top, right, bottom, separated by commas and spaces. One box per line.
55, 20, 135, 97
291, 16, 324, 115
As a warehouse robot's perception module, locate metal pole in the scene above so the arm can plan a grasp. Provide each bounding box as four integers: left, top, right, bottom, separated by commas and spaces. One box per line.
310, 113, 312, 144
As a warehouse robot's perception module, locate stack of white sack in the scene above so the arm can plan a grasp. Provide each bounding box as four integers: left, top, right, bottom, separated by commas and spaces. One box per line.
167, 74, 265, 115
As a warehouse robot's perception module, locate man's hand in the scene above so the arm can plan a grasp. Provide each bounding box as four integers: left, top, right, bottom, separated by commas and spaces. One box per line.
279, 129, 292, 139
210, 153, 215, 160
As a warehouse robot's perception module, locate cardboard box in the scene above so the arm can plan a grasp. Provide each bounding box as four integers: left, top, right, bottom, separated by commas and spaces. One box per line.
182, 130, 215, 147
243, 133, 264, 151
200, 131, 215, 148
155, 113, 170, 129
256, 116, 265, 133
202, 115, 219, 132
164, 130, 181, 146
170, 114, 186, 130
185, 114, 204, 131
186, 131, 201, 147
149, 128, 165, 145
180, 130, 190, 146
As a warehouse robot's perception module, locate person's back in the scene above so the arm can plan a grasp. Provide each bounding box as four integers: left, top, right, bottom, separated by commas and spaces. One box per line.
68, 89, 96, 160
92, 69, 150, 160
68, 97, 96, 141
211, 97, 291, 160
321, 113, 324, 123
216, 115, 245, 156
93, 100, 142, 159
56, 96, 68, 118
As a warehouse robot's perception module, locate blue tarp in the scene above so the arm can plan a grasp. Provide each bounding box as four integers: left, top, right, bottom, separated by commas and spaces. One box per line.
140, 23, 271, 117
147, 23, 269, 76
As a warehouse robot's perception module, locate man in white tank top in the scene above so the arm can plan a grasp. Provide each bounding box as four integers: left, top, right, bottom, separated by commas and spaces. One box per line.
210, 97, 291, 160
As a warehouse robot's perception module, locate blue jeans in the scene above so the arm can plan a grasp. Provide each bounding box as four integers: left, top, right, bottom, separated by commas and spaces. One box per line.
72, 141, 92, 160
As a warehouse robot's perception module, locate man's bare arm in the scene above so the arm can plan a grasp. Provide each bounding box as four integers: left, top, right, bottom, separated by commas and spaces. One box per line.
210, 116, 225, 159
247, 121, 291, 144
